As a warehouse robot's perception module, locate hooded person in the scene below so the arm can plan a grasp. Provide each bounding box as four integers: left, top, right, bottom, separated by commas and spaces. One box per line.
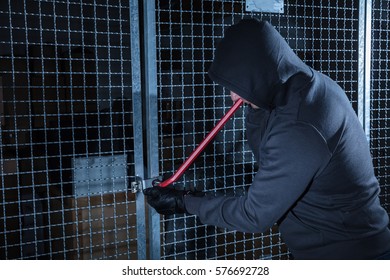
145, 18, 390, 260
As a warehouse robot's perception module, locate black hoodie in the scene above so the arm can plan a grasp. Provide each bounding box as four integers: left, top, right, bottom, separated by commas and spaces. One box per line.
184, 19, 390, 259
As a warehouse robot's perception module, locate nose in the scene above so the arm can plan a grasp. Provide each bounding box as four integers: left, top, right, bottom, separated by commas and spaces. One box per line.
230, 91, 240, 102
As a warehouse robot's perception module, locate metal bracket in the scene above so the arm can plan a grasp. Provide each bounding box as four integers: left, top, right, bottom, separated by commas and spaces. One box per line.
130, 176, 162, 193
246, 0, 284, 13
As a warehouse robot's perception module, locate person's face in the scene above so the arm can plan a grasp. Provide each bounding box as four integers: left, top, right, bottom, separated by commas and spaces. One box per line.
230, 91, 259, 109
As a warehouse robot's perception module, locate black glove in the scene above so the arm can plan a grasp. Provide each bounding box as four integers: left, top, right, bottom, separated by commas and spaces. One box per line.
144, 186, 190, 215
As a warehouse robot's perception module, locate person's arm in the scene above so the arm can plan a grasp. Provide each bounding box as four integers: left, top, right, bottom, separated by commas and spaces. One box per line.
184, 121, 331, 233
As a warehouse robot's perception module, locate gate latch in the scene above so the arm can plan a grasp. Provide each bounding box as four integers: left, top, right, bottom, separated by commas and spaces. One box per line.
130, 176, 162, 193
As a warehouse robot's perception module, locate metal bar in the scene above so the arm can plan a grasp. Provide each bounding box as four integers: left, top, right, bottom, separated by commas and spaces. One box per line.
358, 0, 372, 141
130, 0, 146, 260
142, 0, 161, 260
158, 99, 243, 187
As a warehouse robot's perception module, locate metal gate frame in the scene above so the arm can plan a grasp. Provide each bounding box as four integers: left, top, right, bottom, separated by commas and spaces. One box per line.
141, 0, 378, 260
130, 0, 146, 260
358, 0, 372, 139
141, 0, 161, 260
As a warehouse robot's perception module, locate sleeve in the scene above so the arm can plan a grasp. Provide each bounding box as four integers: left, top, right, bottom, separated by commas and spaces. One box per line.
184, 122, 332, 233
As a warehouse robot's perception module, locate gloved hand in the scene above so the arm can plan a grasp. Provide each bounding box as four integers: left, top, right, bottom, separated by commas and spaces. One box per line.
144, 186, 190, 215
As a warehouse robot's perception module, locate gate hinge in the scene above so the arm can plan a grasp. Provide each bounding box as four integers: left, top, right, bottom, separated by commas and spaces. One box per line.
130, 176, 161, 193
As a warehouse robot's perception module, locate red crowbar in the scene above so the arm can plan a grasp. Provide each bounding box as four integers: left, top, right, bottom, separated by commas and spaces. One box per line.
156, 99, 244, 187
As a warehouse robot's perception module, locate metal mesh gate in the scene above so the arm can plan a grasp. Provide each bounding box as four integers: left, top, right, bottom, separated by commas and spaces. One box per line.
371, 0, 390, 213
154, 0, 360, 260
0, 0, 144, 259
0, 0, 389, 260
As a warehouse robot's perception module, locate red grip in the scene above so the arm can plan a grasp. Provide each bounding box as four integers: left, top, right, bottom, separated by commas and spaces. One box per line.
158, 99, 244, 187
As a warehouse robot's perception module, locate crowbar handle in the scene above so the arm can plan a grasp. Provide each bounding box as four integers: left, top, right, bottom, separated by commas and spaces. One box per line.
156, 99, 244, 187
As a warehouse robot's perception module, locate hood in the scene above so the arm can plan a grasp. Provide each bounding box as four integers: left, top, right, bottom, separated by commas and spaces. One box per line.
208, 19, 312, 109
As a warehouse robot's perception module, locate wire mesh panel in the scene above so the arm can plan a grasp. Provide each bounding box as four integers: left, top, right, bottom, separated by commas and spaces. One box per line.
370, 0, 390, 213
0, 0, 142, 259
1, 0, 384, 261
154, 0, 360, 260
